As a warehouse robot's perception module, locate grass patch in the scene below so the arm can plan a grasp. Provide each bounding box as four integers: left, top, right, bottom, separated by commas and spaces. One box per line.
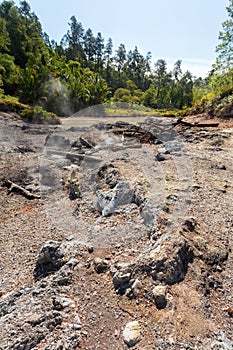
104, 102, 182, 118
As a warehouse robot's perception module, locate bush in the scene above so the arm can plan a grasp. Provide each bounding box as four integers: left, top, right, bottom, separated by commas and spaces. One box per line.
191, 87, 233, 117
0, 95, 28, 113
21, 106, 61, 124
0, 95, 61, 124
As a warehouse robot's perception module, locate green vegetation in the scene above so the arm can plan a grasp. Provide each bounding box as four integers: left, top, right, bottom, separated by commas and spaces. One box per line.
0, 0, 232, 121
0, 94, 61, 124
20, 106, 61, 124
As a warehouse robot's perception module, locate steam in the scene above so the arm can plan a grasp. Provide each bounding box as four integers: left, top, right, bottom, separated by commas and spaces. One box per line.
40, 77, 73, 116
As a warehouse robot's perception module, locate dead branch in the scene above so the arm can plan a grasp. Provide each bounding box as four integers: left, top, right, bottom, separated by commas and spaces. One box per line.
80, 137, 95, 148
3, 180, 41, 199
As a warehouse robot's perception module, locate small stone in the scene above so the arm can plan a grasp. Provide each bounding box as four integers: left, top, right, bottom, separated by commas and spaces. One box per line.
131, 279, 142, 297
113, 271, 131, 288
93, 258, 110, 273
123, 321, 141, 347
156, 153, 169, 161
88, 246, 94, 254
227, 307, 233, 317
152, 285, 167, 309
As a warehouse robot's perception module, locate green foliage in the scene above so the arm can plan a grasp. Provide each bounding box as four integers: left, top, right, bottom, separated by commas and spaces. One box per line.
113, 81, 143, 104
17, 54, 50, 103
192, 2, 233, 117
141, 84, 157, 108
0, 0, 46, 68
140, 61, 193, 110
0, 94, 60, 124
215, 0, 233, 72
0, 17, 10, 51
113, 88, 132, 103
21, 105, 61, 124
0, 94, 27, 112
61, 15, 85, 62
0, 53, 19, 94
3, 0, 232, 118
192, 87, 233, 117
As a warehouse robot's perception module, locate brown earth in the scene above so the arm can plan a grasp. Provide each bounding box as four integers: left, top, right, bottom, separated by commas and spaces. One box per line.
0, 112, 232, 350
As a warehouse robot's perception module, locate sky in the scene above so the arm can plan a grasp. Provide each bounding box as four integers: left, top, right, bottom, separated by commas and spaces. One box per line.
13, 0, 230, 78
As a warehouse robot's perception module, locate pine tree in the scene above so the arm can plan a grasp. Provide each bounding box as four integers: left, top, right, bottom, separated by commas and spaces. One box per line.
216, 0, 233, 71
62, 16, 85, 61
94, 32, 104, 72
83, 28, 95, 64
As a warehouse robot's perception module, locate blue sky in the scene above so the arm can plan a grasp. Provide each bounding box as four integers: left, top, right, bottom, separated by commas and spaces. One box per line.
13, 0, 229, 77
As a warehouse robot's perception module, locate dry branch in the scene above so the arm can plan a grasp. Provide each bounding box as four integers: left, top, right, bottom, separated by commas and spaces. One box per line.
3, 180, 41, 199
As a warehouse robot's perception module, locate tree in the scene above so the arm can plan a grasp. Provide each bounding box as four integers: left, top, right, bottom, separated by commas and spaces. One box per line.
104, 38, 113, 84
83, 28, 95, 64
216, 0, 233, 72
113, 88, 132, 103
173, 59, 182, 81
115, 43, 127, 72
0, 17, 10, 52
62, 16, 85, 61
153, 59, 172, 107
123, 47, 151, 90
0, 0, 46, 68
0, 53, 19, 95
141, 84, 157, 108
94, 32, 105, 72
176, 71, 193, 108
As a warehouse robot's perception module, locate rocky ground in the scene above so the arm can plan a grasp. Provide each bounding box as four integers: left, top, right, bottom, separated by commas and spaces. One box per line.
0, 111, 232, 350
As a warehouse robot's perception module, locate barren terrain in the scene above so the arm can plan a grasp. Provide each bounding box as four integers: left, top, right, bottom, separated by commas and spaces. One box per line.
0, 111, 232, 350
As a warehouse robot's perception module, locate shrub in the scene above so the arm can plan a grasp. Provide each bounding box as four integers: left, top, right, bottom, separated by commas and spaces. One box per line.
0, 95, 28, 113
21, 106, 61, 124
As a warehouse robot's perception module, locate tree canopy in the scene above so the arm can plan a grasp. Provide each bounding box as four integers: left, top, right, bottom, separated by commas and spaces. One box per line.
0, 0, 232, 116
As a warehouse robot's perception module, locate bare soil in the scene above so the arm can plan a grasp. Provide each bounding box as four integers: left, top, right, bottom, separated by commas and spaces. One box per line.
0, 112, 232, 350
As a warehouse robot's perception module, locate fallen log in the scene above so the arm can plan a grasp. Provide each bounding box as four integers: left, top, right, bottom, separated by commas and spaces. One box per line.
194, 122, 219, 127
174, 119, 219, 128
3, 180, 41, 199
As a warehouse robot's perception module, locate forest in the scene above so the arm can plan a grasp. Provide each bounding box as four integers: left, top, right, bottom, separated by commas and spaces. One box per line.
0, 0, 232, 118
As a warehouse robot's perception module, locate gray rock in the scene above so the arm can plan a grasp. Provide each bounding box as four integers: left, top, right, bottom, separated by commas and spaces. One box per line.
93, 257, 110, 273
34, 241, 66, 279
211, 332, 233, 349
158, 140, 184, 154
156, 152, 170, 161
97, 163, 121, 189
140, 199, 160, 227
97, 181, 135, 216
33, 241, 79, 280
45, 134, 71, 151
147, 237, 194, 284
131, 279, 142, 297
152, 285, 167, 309
114, 236, 194, 289
0, 275, 81, 350
113, 268, 132, 292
